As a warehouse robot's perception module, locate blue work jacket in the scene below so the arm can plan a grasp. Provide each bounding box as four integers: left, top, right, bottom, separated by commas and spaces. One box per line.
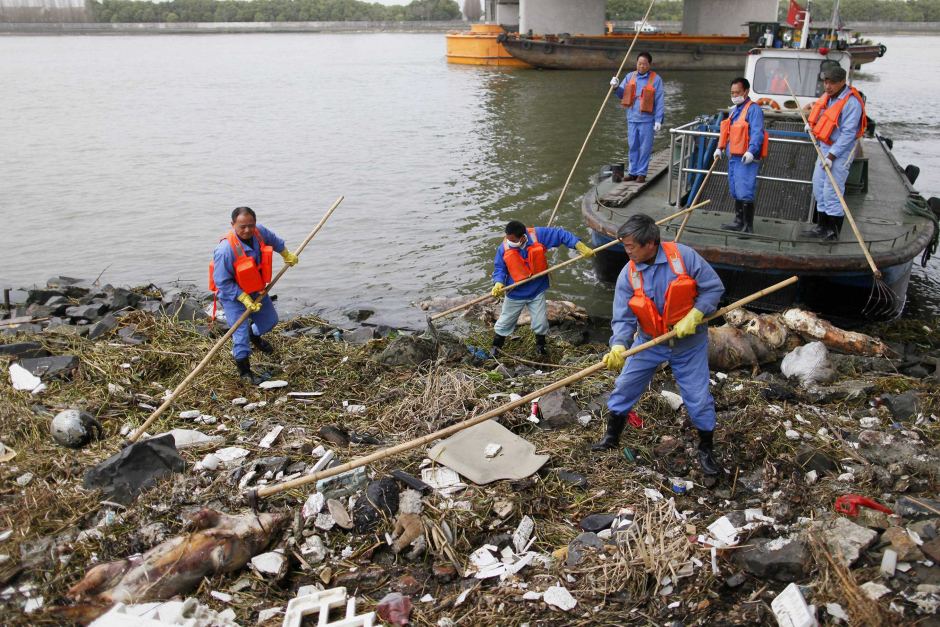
615, 71, 666, 125
212, 224, 285, 301
493, 226, 582, 301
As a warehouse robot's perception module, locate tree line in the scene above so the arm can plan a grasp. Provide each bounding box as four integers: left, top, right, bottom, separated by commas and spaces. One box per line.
87, 0, 461, 23
605, 0, 940, 22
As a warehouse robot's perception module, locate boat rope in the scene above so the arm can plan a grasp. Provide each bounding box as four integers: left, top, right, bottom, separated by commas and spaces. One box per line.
904, 193, 938, 266
546, 0, 658, 227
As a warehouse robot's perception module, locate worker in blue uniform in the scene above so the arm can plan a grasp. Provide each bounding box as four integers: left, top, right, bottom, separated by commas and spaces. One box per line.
804, 65, 867, 241
212, 206, 298, 383
491, 220, 594, 356
714, 77, 766, 234
592, 214, 725, 478
611, 51, 666, 183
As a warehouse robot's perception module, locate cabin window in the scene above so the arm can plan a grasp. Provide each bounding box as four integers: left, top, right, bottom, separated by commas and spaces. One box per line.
754, 58, 843, 97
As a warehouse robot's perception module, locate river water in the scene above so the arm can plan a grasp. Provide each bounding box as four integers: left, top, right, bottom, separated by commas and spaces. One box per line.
2, 33, 938, 327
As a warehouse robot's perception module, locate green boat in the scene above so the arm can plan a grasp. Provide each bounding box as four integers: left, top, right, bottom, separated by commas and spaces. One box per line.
582, 47, 938, 320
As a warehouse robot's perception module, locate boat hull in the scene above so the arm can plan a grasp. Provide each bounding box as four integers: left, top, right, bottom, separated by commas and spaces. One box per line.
446, 24, 531, 68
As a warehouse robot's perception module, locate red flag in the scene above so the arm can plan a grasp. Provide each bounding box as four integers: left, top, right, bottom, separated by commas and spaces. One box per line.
786, 0, 805, 28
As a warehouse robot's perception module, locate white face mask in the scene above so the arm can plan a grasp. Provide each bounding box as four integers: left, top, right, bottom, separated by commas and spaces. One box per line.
731, 95, 746, 106
506, 236, 526, 249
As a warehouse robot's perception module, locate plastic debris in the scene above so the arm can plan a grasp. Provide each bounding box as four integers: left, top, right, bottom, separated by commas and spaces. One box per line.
258, 425, 283, 449
483, 443, 502, 458
214, 447, 250, 468
250, 550, 287, 578
643, 488, 664, 502
513, 515, 535, 553
9, 363, 44, 394
706, 516, 740, 547
302, 493, 325, 519
258, 379, 288, 389
420, 467, 462, 491
543, 585, 577, 611
660, 390, 684, 410
283, 586, 376, 627
771, 582, 818, 627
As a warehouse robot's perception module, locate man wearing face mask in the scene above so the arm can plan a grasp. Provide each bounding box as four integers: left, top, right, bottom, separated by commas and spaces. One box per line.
491, 220, 594, 356
210, 206, 299, 384
592, 214, 725, 479
611, 51, 665, 183
714, 77, 767, 234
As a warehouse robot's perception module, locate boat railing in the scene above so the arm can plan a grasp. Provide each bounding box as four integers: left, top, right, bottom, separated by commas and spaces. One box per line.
667, 119, 817, 221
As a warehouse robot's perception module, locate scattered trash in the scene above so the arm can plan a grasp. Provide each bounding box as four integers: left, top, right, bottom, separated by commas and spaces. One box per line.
660, 390, 684, 410
376, 591, 413, 626
258, 425, 283, 449
250, 550, 287, 579
214, 447, 251, 468
9, 362, 45, 394
543, 585, 577, 611
643, 488, 664, 502
781, 341, 834, 387
483, 443, 502, 458
50, 409, 103, 448
258, 379, 288, 389
427, 420, 548, 484
83, 434, 185, 505
283, 586, 375, 627
770, 583, 817, 627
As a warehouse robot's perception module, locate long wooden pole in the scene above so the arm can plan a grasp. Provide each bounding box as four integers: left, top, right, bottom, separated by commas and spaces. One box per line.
249, 275, 797, 503
675, 156, 720, 242
430, 202, 709, 322
127, 196, 344, 443
784, 78, 881, 279
545, 0, 658, 227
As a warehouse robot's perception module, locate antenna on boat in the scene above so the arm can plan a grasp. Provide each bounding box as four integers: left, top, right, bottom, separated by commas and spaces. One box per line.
783, 78, 903, 319
545, 0, 658, 227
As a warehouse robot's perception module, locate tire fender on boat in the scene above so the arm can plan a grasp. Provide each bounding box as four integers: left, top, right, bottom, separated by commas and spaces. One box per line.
543, 43, 555, 54
878, 44, 887, 57
522, 40, 532, 50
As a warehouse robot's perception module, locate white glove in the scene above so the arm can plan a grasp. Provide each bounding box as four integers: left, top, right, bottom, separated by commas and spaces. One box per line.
742, 151, 755, 165
713, 148, 722, 160
610, 76, 619, 87
803, 123, 811, 133
654, 122, 662, 132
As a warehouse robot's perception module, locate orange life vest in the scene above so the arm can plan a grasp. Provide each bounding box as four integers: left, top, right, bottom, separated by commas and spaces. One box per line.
208, 229, 273, 295
807, 86, 867, 146
770, 76, 787, 93
502, 228, 548, 284
718, 100, 769, 159
627, 241, 698, 338
621, 71, 658, 114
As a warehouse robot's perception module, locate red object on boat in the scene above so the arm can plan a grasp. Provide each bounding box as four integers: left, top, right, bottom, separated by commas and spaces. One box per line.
818, 47, 830, 55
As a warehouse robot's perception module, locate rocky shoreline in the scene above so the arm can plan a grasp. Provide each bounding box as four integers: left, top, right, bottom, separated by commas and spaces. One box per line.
1, 276, 939, 625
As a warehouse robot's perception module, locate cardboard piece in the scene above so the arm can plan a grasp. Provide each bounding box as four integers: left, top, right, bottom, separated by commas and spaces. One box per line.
427, 420, 548, 485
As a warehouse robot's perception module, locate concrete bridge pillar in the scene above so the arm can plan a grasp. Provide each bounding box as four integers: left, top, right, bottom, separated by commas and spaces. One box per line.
496, 0, 519, 27
519, 0, 605, 36
682, 0, 778, 36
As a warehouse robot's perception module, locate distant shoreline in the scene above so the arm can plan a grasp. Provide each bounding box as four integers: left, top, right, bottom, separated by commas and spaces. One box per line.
0, 20, 468, 35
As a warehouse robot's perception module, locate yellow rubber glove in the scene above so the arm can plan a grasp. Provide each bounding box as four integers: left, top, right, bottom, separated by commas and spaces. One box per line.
602, 344, 627, 371
674, 307, 705, 338
575, 241, 595, 258
237, 292, 262, 313
490, 282, 505, 299
279, 249, 299, 267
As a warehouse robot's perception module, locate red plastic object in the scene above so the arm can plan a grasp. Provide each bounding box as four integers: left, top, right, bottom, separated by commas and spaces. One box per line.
627, 410, 644, 429
818, 46, 830, 55
835, 494, 893, 517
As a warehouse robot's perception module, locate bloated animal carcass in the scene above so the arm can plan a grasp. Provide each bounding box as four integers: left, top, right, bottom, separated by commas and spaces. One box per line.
781, 308, 889, 356
68, 509, 286, 605
418, 296, 588, 326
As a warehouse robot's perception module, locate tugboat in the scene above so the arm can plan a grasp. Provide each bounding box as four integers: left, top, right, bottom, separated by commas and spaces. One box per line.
581, 48, 938, 320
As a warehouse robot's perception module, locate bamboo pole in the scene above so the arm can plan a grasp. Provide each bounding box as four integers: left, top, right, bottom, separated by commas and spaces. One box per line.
248, 275, 797, 503
127, 196, 344, 443
545, 0, 659, 227
430, 202, 709, 322
784, 78, 881, 279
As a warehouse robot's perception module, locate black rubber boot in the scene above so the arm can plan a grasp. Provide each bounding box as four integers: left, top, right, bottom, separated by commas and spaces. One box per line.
249, 329, 274, 354
696, 429, 721, 476
823, 215, 845, 241
721, 200, 745, 231
535, 334, 548, 356
741, 201, 755, 234
235, 357, 265, 385
591, 412, 628, 451
491, 333, 506, 358
802, 212, 829, 238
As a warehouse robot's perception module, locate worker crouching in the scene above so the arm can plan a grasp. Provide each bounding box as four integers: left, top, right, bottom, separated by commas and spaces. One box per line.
210, 206, 298, 384
593, 214, 725, 479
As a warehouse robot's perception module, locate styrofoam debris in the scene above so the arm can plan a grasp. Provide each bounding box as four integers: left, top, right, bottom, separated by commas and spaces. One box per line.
178, 410, 200, 419
826, 602, 849, 623
420, 594, 434, 603
785, 429, 802, 441
302, 493, 325, 519
210, 590, 232, 603
258, 379, 288, 389
483, 443, 502, 458
257, 607, 283, 623
860, 581, 891, 600
231, 397, 248, 406
707, 516, 739, 547
243, 401, 267, 411
157, 428, 223, 450
250, 551, 286, 577
344, 404, 366, 414
643, 488, 664, 502
314, 512, 335, 531
195, 453, 221, 472
513, 516, 534, 554
9, 363, 44, 394
287, 391, 324, 397
16, 473, 34, 487
214, 447, 250, 467
660, 390, 684, 410
805, 470, 818, 484
421, 467, 462, 490
771, 582, 818, 627
577, 414, 592, 426
258, 425, 283, 449
522, 591, 542, 601
509, 393, 522, 402
543, 585, 577, 611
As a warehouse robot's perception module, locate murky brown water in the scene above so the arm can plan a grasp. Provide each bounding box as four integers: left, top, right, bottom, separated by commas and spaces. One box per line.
2, 33, 937, 326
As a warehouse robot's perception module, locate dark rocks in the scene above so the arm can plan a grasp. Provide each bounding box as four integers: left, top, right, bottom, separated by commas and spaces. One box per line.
163, 296, 207, 322
87, 314, 119, 340
18, 355, 79, 380
921, 538, 940, 563
118, 325, 145, 345
46, 276, 91, 297
251, 456, 290, 476
353, 478, 400, 532
344, 307, 375, 323
83, 434, 185, 505
26, 288, 64, 306
320, 425, 350, 447
65, 303, 107, 321
557, 470, 588, 489
579, 514, 615, 533
536, 387, 579, 429
733, 536, 811, 582
377, 334, 438, 367
760, 382, 797, 402
795, 446, 839, 476
0, 342, 49, 359
343, 327, 376, 345
566, 532, 604, 567
105, 286, 141, 310
881, 391, 919, 421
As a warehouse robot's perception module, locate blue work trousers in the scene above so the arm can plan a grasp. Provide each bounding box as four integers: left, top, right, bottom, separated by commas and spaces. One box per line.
813, 153, 852, 217
219, 295, 278, 360
494, 292, 549, 337
628, 121, 655, 176
607, 337, 716, 431
727, 156, 759, 202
